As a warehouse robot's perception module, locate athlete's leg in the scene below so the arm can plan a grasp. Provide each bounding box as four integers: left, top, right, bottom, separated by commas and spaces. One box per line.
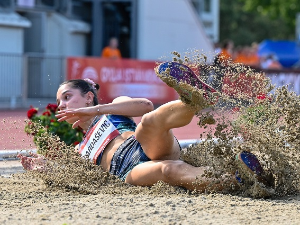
125, 61, 240, 193
135, 61, 218, 160
135, 100, 198, 160
125, 160, 237, 192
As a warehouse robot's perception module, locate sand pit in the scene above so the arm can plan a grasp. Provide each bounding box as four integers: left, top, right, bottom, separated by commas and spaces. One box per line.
1, 164, 300, 225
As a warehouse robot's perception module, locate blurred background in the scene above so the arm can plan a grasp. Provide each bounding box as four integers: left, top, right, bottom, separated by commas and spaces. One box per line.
1, 0, 300, 109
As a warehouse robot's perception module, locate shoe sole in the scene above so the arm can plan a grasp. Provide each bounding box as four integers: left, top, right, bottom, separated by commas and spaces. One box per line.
235, 151, 269, 186
155, 62, 219, 110
236, 152, 275, 197
236, 151, 264, 176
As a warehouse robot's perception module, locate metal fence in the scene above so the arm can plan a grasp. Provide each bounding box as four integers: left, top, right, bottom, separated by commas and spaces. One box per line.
0, 53, 65, 109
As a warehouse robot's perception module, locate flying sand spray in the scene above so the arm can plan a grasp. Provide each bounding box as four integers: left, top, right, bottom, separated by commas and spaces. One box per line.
22, 50, 300, 198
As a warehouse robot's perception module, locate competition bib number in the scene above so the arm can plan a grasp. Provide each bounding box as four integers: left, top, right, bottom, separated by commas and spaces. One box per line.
79, 115, 120, 164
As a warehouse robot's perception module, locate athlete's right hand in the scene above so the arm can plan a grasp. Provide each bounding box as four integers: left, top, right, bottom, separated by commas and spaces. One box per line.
17, 152, 46, 171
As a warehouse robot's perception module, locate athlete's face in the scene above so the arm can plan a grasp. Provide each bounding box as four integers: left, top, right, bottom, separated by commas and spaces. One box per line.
56, 84, 90, 123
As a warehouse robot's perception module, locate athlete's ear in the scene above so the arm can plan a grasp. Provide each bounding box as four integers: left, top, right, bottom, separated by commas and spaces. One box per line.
86, 91, 94, 103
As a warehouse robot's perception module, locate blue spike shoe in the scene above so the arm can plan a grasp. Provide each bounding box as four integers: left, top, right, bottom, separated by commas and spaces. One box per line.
156, 62, 219, 110
235, 151, 276, 198
235, 151, 264, 184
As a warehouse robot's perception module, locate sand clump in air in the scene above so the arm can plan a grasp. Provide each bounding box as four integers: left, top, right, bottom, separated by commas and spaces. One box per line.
156, 50, 300, 198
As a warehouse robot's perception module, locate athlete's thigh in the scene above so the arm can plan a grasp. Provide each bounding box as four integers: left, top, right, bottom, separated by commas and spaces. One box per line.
125, 161, 166, 186
134, 116, 181, 160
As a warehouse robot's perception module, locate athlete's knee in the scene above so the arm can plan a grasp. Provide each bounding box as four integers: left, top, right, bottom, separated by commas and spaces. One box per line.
140, 111, 160, 129
160, 160, 184, 182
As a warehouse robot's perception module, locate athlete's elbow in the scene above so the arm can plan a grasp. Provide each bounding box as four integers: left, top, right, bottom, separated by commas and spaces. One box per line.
142, 99, 154, 113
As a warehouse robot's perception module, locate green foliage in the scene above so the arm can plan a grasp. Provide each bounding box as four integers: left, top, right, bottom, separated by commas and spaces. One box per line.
219, 0, 295, 46
25, 104, 83, 153
242, 0, 299, 28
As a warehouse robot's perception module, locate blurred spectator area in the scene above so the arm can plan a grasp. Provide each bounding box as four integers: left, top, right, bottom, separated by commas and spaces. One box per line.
1, 1, 300, 109
258, 40, 300, 69
1, 53, 300, 110
0, 0, 217, 109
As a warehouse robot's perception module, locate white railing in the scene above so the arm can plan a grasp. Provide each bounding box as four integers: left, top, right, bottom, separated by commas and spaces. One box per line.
0, 53, 65, 109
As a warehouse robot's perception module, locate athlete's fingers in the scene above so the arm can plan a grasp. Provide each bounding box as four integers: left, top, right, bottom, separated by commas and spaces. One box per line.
56, 109, 77, 117
29, 152, 39, 158
55, 109, 68, 116
56, 111, 71, 118
20, 156, 33, 170
56, 115, 70, 122
72, 120, 81, 129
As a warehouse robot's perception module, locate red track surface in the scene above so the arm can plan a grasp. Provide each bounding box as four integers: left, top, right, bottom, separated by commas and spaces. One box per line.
0, 110, 226, 150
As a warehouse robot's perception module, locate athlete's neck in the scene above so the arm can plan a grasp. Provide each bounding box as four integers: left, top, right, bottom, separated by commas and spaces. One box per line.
80, 117, 97, 131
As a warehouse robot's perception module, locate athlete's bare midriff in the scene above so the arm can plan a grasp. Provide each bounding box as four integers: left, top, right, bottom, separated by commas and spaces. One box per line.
100, 131, 135, 171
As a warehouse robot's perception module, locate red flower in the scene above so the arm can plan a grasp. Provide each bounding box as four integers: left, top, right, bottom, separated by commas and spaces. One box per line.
42, 111, 51, 116
232, 107, 240, 112
27, 107, 38, 119
50, 119, 56, 123
257, 94, 266, 100
257, 93, 272, 102
46, 103, 58, 113
73, 141, 80, 146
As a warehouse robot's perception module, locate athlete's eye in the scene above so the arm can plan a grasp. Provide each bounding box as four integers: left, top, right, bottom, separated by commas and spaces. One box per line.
65, 94, 70, 100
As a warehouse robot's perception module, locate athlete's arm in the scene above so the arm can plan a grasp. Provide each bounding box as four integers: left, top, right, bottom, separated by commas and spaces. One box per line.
56, 97, 154, 128
104, 96, 154, 117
